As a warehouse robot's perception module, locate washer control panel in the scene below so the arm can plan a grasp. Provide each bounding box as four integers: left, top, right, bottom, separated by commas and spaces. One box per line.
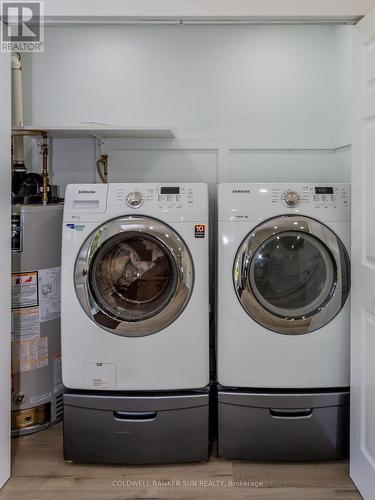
114, 186, 194, 209
126, 191, 144, 209
272, 185, 349, 209
282, 190, 301, 207
157, 186, 194, 209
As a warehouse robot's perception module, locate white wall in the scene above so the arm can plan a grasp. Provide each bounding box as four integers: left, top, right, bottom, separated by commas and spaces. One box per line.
22, 24, 352, 193
334, 25, 353, 146
29, 25, 335, 142
332, 26, 353, 180
49, 139, 96, 195
0, 53, 11, 490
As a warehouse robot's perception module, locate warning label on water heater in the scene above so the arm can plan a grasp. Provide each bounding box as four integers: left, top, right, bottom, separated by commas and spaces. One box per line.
38, 267, 61, 322
11, 307, 40, 340
11, 336, 48, 373
11, 272, 38, 309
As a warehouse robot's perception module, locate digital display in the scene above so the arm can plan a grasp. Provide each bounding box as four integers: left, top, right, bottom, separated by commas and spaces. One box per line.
315, 187, 334, 194
161, 187, 180, 194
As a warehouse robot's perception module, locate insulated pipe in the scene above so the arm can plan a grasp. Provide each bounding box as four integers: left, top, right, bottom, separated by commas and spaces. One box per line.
41, 133, 49, 206
11, 53, 22, 126
11, 53, 25, 168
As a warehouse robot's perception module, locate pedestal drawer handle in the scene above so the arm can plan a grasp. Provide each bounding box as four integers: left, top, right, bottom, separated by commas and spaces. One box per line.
269, 408, 313, 419
113, 411, 157, 421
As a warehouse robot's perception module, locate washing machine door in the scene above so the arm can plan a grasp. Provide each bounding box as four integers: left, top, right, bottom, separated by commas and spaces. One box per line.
233, 215, 350, 335
75, 216, 194, 337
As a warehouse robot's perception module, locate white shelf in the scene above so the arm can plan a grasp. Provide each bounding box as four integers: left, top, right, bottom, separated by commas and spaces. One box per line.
12, 126, 175, 139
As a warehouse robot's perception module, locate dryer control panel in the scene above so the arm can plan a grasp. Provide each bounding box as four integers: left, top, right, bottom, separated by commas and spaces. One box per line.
218, 183, 350, 223
273, 185, 349, 210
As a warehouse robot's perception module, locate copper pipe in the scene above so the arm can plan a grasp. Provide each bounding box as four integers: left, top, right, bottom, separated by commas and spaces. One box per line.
12, 129, 48, 137
11, 129, 50, 205
41, 133, 49, 206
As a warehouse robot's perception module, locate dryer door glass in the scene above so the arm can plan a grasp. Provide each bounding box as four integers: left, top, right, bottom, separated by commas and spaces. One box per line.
249, 232, 335, 319
75, 216, 194, 337
233, 215, 350, 335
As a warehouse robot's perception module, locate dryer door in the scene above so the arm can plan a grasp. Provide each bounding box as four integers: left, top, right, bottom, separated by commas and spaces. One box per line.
233, 215, 350, 335
75, 216, 194, 337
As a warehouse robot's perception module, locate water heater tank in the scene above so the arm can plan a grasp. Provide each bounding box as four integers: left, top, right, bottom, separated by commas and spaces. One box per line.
11, 204, 64, 435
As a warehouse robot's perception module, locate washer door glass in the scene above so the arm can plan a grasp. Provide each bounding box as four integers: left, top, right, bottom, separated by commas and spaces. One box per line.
75, 216, 194, 337
250, 231, 335, 319
89, 233, 178, 322
233, 215, 350, 335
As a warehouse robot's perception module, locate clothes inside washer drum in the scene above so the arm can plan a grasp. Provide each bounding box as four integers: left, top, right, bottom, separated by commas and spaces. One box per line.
94, 237, 174, 310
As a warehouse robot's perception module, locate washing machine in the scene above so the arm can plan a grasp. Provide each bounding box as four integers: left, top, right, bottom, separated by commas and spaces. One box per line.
217, 183, 351, 461
61, 183, 210, 464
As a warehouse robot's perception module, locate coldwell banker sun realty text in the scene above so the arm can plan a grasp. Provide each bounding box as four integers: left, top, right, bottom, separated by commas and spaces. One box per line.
1, 1, 44, 52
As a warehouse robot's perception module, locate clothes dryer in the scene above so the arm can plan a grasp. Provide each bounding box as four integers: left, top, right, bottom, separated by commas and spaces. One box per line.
217, 183, 350, 460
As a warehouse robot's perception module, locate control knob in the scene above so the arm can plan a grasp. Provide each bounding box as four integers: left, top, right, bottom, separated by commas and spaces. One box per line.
282, 190, 300, 208
126, 191, 144, 208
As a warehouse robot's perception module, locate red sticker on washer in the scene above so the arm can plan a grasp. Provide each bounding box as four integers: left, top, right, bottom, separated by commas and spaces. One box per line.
195, 224, 206, 238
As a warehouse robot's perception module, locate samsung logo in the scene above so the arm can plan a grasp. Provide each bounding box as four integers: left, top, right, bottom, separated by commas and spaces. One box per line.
78, 190, 96, 194
232, 189, 250, 194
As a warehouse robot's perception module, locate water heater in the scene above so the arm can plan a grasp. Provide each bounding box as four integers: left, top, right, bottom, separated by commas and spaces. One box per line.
11, 204, 64, 435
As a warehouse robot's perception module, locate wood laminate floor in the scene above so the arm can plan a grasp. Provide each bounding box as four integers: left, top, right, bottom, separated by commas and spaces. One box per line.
0, 423, 361, 500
